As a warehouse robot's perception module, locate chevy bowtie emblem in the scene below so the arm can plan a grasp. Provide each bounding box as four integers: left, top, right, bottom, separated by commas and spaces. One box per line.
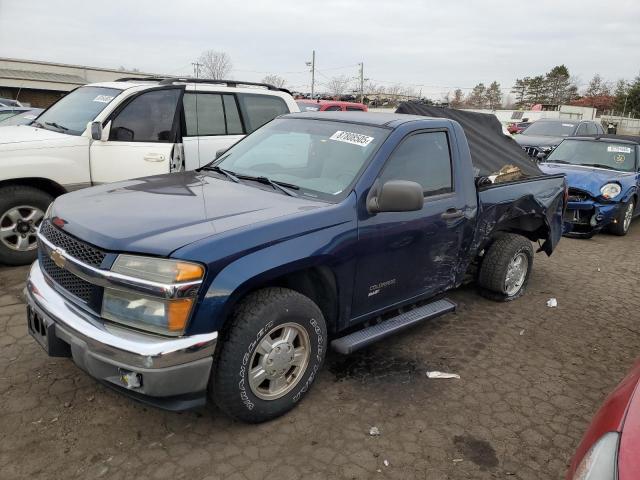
50, 248, 66, 269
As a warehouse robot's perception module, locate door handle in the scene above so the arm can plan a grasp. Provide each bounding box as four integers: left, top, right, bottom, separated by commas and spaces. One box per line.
441, 208, 464, 220
144, 153, 166, 162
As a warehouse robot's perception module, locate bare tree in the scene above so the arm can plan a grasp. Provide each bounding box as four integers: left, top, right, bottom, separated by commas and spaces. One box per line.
449, 89, 465, 108
198, 50, 233, 79
326, 75, 351, 97
261, 74, 286, 88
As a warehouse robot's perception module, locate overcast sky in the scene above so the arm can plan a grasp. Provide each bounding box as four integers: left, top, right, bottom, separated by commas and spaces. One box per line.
1, 0, 639, 99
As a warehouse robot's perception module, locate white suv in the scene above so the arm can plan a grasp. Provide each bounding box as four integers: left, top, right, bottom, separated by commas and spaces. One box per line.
0, 78, 299, 265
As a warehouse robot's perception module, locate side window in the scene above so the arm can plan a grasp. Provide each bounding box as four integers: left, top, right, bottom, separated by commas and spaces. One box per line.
346, 106, 364, 111
110, 89, 181, 142
380, 131, 453, 197
586, 123, 598, 135
575, 123, 589, 136
237, 94, 289, 133
324, 105, 342, 111
183, 93, 244, 136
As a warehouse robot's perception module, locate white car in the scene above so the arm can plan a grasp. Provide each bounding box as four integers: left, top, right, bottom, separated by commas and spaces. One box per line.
0, 77, 299, 265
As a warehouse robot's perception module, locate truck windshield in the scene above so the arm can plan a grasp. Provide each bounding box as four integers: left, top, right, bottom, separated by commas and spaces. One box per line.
34, 86, 122, 135
215, 118, 389, 201
522, 121, 576, 137
545, 140, 637, 172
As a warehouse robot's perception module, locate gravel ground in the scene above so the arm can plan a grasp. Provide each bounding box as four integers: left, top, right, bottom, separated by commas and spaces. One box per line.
1, 223, 638, 480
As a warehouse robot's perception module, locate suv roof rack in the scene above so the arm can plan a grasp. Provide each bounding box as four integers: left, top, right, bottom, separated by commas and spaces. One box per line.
114, 76, 292, 95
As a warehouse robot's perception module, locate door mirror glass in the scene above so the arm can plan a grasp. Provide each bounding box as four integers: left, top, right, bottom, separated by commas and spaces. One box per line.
90, 121, 103, 141
368, 180, 424, 213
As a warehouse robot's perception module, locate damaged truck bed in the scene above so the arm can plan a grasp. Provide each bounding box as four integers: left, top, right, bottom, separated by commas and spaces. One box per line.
26, 110, 566, 422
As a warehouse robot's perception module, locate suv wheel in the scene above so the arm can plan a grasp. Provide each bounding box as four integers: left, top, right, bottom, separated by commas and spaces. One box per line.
477, 233, 534, 302
0, 186, 52, 266
211, 287, 327, 423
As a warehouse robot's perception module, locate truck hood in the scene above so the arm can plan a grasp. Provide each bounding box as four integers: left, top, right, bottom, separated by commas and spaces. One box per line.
539, 162, 636, 197
514, 134, 565, 148
0, 125, 70, 145
50, 171, 328, 256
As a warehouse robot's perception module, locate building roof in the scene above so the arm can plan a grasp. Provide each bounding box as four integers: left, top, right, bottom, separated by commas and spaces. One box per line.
0, 67, 87, 85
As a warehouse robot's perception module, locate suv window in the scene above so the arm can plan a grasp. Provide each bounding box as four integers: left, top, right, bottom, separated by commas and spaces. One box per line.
380, 131, 453, 197
183, 93, 244, 136
110, 89, 181, 142
575, 123, 589, 136
585, 123, 598, 135
346, 106, 364, 111
237, 94, 288, 133
324, 105, 342, 111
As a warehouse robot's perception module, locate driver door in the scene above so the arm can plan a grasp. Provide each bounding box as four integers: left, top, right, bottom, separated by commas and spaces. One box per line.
89, 87, 183, 184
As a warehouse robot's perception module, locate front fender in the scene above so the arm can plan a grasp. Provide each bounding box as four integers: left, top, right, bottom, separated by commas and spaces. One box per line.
186, 222, 357, 335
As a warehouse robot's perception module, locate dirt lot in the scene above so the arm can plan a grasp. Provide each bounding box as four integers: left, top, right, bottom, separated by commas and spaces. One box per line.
1, 224, 639, 480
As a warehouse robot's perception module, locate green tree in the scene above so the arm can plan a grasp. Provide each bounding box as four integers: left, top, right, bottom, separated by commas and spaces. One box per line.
466, 83, 487, 108
613, 79, 630, 113
545, 65, 575, 104
511, 77, 530, 109
485, 81, 502, 109
524, 75, 548, 105
624, 76, 640, 117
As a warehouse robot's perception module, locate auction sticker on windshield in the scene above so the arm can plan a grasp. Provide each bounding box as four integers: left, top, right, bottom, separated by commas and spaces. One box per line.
93, 95, 115, 103
330, 131, 374, 147
607, 145, 632, 154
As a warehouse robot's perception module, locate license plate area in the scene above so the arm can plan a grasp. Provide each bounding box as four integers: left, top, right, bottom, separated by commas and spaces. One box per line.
27, 305, 71, 357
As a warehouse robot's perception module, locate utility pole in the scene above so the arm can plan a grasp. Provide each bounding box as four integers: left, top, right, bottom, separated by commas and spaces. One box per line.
358, 62, 364, 103
305, 51, 316, 99
191, 62, 202, 78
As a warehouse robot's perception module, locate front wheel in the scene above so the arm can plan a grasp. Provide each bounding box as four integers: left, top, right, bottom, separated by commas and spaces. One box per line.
477, 234, 534, 302
0, 186, 53, 266
609, 200, 634, 236
211, 287, 327, 423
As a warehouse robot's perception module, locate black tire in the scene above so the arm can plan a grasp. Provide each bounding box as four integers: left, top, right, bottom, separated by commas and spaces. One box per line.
0, 186, 53, 266
211, 287, 327, 423
477, 233, 534, 302
608, 199, 634, 236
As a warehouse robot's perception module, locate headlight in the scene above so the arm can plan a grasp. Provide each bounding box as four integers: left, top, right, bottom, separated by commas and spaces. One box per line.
572, 432, 619, 480
102, 255, 204, 336
600, 183, 621, 200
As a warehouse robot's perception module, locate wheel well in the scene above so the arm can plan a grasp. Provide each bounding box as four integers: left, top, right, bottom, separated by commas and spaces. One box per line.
248, 266, 339, 334
489, 215, 548, 244
0, 178, 66, 198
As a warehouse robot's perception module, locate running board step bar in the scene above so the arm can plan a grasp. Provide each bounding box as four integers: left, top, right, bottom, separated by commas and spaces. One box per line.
331, 298, 456, 355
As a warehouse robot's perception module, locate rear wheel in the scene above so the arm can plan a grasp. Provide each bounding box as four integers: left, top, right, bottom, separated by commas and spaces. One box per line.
0, 186, 52, 266
210, 287, 327, 423
477, 234, 534, 302
609, 200, 634, 236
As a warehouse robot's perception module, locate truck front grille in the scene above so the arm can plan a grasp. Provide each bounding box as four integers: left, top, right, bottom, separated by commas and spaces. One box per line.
523, 146, 540, 158
38, 220, 105, 311
39, 220, 106, 267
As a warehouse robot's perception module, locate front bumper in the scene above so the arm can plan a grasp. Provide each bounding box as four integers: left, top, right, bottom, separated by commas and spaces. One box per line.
563, 200, 621, 237
25, 261, 217, 410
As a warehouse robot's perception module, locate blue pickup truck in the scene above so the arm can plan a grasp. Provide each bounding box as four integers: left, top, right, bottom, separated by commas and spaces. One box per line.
538, 135, 639, 237
25, 111, 566, 422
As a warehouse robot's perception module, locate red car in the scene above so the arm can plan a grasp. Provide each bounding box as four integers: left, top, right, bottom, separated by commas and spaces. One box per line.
566, 358, 640, 480
296, 99, 368, 112
507, 121, 531, 134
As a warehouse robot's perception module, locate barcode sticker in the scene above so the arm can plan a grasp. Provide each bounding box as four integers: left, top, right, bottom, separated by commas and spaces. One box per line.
329, 130, 374, 147
607, 145, 632, 154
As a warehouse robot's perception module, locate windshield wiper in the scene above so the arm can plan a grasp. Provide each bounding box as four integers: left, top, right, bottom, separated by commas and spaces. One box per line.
237, 174, 300, 197
202, 165, 240, 183
541, 159, 569, 164
45, 121, 69, 131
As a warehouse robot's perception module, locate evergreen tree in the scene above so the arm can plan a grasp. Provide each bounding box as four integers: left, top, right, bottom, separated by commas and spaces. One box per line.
511, 77, 530, 109
466, 83, 487, 108
485, 81, 502, 109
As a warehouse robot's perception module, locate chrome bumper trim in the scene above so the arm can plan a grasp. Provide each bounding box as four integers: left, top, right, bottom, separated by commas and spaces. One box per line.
26, 261, 217, 369
37, 231, 201, 299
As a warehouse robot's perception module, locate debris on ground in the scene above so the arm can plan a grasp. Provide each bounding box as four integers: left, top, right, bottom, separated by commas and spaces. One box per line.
383, 460, 389, 467
453, 458, 464, 463
519, 329, 525, 336
369, 426, 380, 436
546, 298, 558, 308
426, 371, 460, 379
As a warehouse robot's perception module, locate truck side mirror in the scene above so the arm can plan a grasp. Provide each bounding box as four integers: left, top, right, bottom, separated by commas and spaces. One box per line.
90, 121, 103, 141
367, 180, 424, 214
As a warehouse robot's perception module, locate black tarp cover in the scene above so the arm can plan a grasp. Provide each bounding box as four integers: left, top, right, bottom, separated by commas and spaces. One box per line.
395, 102, 543, 178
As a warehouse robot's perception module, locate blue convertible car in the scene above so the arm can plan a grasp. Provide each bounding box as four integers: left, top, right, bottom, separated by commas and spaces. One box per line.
539, 135, 640, 237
